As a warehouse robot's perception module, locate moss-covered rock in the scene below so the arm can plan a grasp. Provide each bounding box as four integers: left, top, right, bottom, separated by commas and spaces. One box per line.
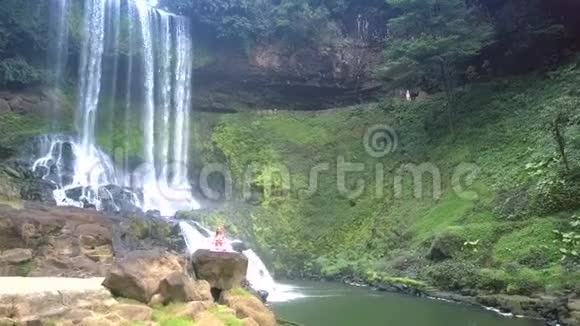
426, 232, 466, 262
219, 289, 277, 326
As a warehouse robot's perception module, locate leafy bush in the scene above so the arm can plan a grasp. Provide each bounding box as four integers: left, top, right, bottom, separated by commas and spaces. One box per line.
426, 260, 479, 291
477, 268, 509, 293
517, 245, 553, 269
314, 253, 375, 279
494, 188, 531, 220
505, 268, 545, 295
553, 214, 580, 264
528, 159, 580, 214
0, 58, 44, 86
379, 249, 429, 279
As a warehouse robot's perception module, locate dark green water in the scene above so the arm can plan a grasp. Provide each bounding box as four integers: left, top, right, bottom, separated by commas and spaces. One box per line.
270, 281, 544, 326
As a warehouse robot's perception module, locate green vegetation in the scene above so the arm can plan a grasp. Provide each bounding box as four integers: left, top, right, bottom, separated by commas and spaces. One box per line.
150, 303, 245, 326
0, 58, 46, 86
381, 0, 494, 131
126, 215, 172, 242
202, 58, 580, 296
206, 305, 244, 326
0, 0, 579, 305
161, 0, 356, 45
228, 287, 253, 297
151, 303, 194, 326
553, 214, 580, 263
0, 0, 50, 87
15, 261, 32, 276
381, 0, 494, 88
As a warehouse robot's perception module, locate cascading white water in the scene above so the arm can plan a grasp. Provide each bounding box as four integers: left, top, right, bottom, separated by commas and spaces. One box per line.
356, 14, 370, 42
78, 0, 106, 152
243, 249, 276, 294
33, 0, 199, 215
48, 0, 69, 94
31, 134, 118, 208
135, 1, 155, 168
134, 3, 199, 216
35, 0, 293, 303
178, 221, 291, 300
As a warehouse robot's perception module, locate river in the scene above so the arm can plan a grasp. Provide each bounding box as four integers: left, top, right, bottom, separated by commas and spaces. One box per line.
270, 281, 544, 326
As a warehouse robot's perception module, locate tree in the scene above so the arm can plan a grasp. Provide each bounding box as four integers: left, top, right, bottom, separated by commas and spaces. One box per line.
380, 0, 494, 132
160, 0, 259, 41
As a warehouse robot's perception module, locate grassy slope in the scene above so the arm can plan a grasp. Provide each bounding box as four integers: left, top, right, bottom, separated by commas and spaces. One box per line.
201, 60, 580, 295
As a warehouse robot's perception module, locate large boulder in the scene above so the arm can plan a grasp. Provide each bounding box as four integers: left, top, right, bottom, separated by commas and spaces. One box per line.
220, 290, 277, 326
158, 272, 213, 304
102, 250, 185, 303
192, 249, 248, 291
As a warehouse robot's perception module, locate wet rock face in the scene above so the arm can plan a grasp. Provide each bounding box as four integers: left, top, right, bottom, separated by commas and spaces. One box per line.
194, 40, 385, 112
192, 249, 249, 291
0, 162, 57, 206
0, 204, 114, 277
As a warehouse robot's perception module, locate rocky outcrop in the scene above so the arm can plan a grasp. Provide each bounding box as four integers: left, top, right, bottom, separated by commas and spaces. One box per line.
102, 250, 213, 305
192, 249, 249, 291
220, 290, 277, 326
0, 203, 113, 277
475, 294, 568, 321
194, 41, 385, 112
0, 162, 56, 206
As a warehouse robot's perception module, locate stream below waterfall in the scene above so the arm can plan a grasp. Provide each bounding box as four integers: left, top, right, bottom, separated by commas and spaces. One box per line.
270, 281, 544, 326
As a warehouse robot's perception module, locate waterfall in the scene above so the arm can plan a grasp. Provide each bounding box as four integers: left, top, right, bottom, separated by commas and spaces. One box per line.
243, 249, 276, 295
356, 14, 370, 42
47, 0, 69, 129
78, 0, 106, 152
31, 134, 118, 209
134, 4, 199, 216
48, 0, 69, 92
33, 0, 199, 216
35, 0, 293, 304
179, 221, 278, 297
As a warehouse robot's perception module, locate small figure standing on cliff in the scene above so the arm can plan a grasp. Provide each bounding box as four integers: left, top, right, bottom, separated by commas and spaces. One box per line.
212, 224, 227, 252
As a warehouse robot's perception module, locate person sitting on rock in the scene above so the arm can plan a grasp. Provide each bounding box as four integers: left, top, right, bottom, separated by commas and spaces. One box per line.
212, 224, 228, 251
